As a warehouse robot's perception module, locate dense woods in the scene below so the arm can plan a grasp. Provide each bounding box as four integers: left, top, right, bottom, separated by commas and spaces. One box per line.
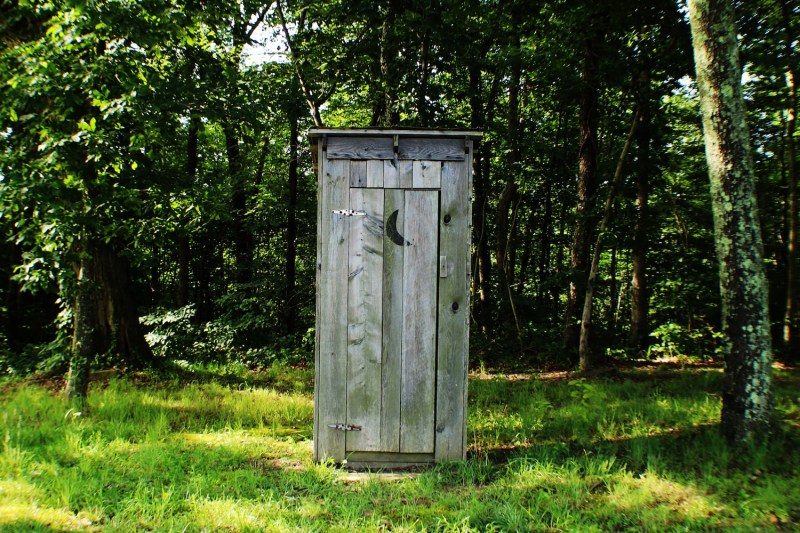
0, 0, 797, 439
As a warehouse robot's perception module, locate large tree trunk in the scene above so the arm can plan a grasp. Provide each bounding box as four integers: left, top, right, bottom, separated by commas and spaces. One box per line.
688, 0, 773, 443
780, 0, 799, 360
630, 67, 651, 353
284, 106, 299, 333
92, 243, 154, 369
564, 12, 607, 351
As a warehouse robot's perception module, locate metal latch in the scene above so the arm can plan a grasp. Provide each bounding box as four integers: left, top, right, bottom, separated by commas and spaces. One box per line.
333, 210, 366, 216
328, 423, 362, 431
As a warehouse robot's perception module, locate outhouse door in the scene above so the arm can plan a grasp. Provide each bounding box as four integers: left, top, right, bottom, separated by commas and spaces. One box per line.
340, 188, 439, 456
314, 131, 478, 467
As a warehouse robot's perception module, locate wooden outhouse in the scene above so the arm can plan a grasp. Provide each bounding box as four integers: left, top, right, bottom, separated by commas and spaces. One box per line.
310, 128, 480, 468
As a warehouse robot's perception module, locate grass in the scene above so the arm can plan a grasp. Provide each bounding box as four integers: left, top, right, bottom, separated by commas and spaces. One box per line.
0, 361, 798, 532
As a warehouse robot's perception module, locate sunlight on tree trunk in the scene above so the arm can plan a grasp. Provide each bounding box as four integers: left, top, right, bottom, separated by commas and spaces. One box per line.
688, 0, 773, 444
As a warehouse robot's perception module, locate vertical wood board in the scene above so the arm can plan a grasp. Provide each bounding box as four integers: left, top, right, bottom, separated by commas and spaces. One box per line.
435, 161, 470, 461
350, 160, 367, 187
315, 158, 350, 461
399, 160, 413, 189
412, 161, 441, 188
346, 188, 384, 451
383, 159, 400, 188
366, 160, 384, 188
380, 189, 404, 452
400, 190, 439, 454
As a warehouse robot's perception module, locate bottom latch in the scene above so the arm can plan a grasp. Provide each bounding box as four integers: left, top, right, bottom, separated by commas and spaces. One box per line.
328, 423, 362, 431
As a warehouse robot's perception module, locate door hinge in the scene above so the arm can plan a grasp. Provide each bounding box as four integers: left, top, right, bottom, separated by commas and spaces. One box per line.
328, 423, 362, 432
333, 209, 366, 216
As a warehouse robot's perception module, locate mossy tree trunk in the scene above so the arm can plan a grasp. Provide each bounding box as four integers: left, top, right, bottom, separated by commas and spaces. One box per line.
67, 253, 100, 408
687, 0, 773, 443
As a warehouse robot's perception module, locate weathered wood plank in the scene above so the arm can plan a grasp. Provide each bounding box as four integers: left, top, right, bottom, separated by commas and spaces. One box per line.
313, 141, 324, 461
315, 158, 350, 462
346, 188, 384, 452
400, 190, 438, 454
383, 158, 399, 188
310, 128, 482, 139
381, 189, 404, 453
435, 161, 470, 461
350, 160, 367, 188
399, 138, 465, 161
345, 451, 433, 463
412, 161, 441, 188
399, 160, 413, 188
328, 136, 394, 159
366, 160, 384, 188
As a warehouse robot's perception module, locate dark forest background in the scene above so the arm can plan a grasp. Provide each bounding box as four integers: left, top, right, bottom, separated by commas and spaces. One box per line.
0, 0, 797, 376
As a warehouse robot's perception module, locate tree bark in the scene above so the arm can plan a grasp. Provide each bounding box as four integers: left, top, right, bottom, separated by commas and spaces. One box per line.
92, 243, 155, 369
630, 67, 652, 353
224, 117, 253, 286
579, 111, 638, 371
564, 12, 607, 351
177, 115, 199, 308
495, 12, 522, 335
468, 64, 492, 331
284, 106, 299, 333
688, 0, 773, 443
67, 253, 99, 408
780, 0, 799, 359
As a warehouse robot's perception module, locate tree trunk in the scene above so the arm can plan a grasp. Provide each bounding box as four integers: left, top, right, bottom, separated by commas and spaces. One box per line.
688, 0, 773, 443
564, 12, 607, 351
579, 111, 638, 371
495, 13, 522, 335
67, 253, 99, 408
224, 118, 253, 286
469, 63, 494, 331
177, 115, 200, 308
92, 243, 154, 369
607, 245, 617, 327
780, 0, 799, 359
379, 0, 401, 127
284, 106, 299, 333
630, 67, 652, 353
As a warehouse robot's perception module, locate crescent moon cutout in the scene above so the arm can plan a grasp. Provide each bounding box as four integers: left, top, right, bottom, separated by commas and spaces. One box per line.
386, 210, 410, 246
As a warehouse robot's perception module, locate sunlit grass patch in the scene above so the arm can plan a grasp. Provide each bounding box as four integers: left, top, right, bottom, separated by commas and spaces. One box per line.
0, 362, 797, 531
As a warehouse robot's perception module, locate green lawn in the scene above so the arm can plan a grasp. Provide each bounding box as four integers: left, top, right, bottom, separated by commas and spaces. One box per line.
1, 362, 798, 531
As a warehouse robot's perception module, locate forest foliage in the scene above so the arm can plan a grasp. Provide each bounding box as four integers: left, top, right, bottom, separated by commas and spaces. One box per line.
0, 0, 797, 377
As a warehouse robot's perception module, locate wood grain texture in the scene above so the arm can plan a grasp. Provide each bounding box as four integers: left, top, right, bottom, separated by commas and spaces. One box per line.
328, 136, 394, 159
350, 160, 367, 187
366, 160, 384, 188
315, 158, 350, 462
413, 161, 441, 188
435, 161, 470, 461
383, 158, 399, 188
380, 189, 404, 452
399, 138, 465, 161
399, 160, 413, 189
313, 142, 324, 460
400, 190, 438, 454
346, 188, 384, 452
